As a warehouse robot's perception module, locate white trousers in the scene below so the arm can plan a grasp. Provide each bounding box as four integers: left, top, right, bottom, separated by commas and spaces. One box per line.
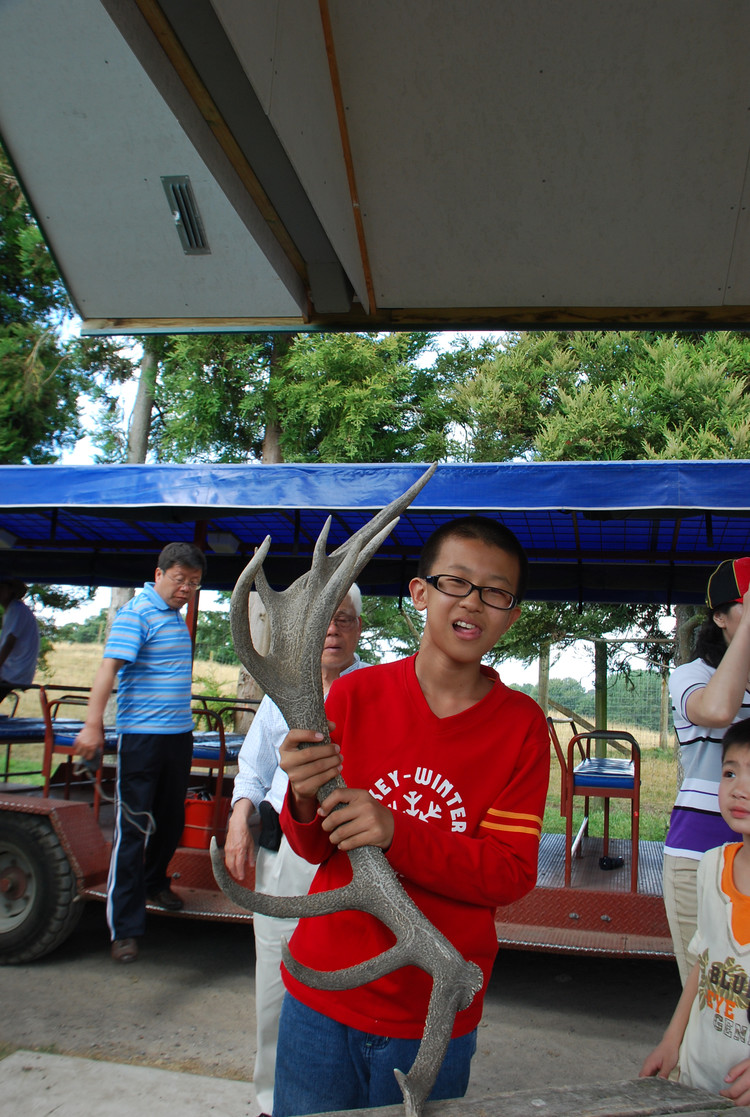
253, 835, 317, 1115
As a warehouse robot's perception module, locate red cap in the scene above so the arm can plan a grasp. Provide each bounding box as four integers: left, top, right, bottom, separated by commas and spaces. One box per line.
706, 557, 750, 609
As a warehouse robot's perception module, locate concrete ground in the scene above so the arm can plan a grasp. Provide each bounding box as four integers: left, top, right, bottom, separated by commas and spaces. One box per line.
0, 900, 683, 1114
0, 1050, 257, 1117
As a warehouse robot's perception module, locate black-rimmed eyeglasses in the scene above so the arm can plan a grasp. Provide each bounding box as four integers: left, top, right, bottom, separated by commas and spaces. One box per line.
424, 575, 518, 611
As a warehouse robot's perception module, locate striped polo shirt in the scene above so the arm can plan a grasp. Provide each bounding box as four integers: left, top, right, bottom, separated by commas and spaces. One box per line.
665, 657, 747, 860
104, 582, 194, 735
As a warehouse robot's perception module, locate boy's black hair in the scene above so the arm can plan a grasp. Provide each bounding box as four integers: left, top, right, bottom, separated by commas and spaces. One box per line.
721, 717, 750, 760
417, 515, 528, 602
157, 541, 207, 576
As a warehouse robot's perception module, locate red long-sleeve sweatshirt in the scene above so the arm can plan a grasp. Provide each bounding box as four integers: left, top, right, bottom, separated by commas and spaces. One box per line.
280, 655, 550, 1038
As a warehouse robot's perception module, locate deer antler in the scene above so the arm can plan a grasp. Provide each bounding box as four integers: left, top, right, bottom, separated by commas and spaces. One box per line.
212, 463, 484, 1117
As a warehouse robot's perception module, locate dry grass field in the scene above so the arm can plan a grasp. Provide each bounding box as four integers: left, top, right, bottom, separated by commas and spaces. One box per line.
5, 646, 679, 841
544, 722, 678, 843
2, 644, 244, 783
27, 643, 242, 709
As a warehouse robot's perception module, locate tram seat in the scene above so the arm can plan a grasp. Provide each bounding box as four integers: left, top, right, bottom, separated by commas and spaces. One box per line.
547, 718, 641, 892
39, 687, 117, 816
39, 689, 257, 827
189, 698, 256, 836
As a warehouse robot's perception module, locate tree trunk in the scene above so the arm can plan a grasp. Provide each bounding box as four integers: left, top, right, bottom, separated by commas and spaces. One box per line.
235, 590, 270, 733
260, 333, 292, 463
104, 341, 158, 720
235, 333, 291, 713
594, 640, 607, 746
126, 338, 158, 461
537, 642, 550, 716
261, 419, 283, 463
674, 604, 702, 666
659, 666, 671, 751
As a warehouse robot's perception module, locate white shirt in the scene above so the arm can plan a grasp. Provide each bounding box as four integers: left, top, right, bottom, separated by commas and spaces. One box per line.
231, 654, 369, 813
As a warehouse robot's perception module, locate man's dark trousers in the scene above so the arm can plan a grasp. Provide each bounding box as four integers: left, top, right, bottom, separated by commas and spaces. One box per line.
107, 731, 193, 939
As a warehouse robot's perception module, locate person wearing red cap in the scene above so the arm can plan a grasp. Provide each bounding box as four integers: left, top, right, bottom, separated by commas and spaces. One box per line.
665, 557, 750, 984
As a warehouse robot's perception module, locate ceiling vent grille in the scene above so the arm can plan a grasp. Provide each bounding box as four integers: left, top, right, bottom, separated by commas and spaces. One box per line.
161, 176, 210, 255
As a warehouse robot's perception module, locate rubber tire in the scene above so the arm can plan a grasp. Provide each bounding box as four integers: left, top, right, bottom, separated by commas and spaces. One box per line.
0, 812, 83, 964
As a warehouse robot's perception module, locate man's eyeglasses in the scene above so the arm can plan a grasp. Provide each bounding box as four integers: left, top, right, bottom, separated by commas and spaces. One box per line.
329, 612, 358, 631
424, 575, 518, 611
163, 572, 202, 591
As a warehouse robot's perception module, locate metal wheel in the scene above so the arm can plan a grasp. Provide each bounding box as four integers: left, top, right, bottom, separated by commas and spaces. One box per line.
0, 811, 83, 964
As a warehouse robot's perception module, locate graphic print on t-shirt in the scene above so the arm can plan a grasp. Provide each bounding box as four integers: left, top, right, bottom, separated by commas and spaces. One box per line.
369, 766, 467, 831
698, 949, 750, 1046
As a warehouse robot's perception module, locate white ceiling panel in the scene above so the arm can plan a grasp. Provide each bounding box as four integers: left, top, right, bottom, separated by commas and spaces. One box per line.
329, 0, 750, 308
3, 0, 750, 332
0, 0, 305, 324
215, 0, 369, 309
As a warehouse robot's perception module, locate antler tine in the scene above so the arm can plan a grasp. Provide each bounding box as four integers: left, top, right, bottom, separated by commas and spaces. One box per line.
230, 464, 436, 687
329, 463, 437, 563
229, 538, 280, 696
229, 508, 411, 728
210, 839, 356, 919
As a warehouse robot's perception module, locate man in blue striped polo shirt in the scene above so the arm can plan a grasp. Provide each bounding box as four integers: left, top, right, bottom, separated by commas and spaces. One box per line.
75, 542, 206, 963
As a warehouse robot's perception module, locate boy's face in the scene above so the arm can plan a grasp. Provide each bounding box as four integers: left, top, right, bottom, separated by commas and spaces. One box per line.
719, 743, 750, 838
410, 535, 521, 663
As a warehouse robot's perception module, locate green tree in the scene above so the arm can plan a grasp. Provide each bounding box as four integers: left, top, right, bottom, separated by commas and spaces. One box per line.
440, 330, 750, 674
54, 608, 109, 644
150, 330, 447, 466
516, 677, 595, 720
0, 142, 140, 487
149, 334, 281, 463
194, 608, 240, 666
0, 146, 83, 462
275, 332, 447, 463
535, 332, 750, 461
441, 330, 750, 465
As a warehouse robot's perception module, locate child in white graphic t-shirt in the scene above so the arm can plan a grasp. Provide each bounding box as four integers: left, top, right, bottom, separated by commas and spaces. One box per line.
641, 717, 750, 1104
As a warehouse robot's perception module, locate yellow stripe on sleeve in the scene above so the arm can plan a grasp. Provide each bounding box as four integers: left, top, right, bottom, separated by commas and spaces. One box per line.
479, 819, 542, 837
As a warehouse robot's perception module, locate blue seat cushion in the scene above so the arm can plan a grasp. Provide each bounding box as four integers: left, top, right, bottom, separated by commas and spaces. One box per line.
573, 756, 635, 790
0, 717, 76, 743
53, 726, 118, 752
51, 728, 243, 764
191, 731, 243, 764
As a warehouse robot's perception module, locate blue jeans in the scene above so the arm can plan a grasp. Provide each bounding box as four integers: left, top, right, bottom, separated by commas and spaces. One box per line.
272, 993, 477, 1117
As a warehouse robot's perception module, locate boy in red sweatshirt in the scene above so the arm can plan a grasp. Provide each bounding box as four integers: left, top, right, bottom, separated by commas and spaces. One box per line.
274, 516, 550, 1115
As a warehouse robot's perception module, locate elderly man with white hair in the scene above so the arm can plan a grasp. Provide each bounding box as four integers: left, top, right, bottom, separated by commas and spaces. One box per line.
225, 584, 369, 1117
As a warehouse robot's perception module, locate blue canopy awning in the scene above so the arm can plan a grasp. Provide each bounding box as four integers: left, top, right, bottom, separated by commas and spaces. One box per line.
1, 460, 748, 604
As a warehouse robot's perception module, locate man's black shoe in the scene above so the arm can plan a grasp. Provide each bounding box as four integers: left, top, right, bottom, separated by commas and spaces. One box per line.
599, 855, 625, 871
111, 937, 138, 963
147, 887, 184, 911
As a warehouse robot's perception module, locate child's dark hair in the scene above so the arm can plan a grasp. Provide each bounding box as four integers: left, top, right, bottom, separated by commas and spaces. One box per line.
721, 717, 750, 760
417, 516, 528, 602
693, 603, 735, 668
